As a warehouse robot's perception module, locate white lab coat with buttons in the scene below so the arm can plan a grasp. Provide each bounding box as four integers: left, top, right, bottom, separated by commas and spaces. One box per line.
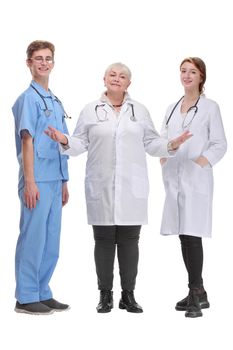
61, 95, 171, 225
160, 96, 227, 238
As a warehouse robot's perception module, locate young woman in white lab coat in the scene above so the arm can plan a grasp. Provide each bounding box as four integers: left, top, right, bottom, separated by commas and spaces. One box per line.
160, 57, 227, 318
45, 62, 192, 313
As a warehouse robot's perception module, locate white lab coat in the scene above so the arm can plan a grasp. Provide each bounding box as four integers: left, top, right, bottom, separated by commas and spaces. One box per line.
61, 95, 170, 225
160, 96, 227, 238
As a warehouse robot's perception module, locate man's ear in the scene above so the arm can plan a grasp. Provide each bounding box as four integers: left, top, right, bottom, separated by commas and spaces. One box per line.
26, 59, 31, 68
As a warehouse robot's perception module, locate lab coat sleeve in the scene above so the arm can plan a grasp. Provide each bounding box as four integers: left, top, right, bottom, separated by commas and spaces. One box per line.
143, 112, 170, 157
202, 103, 227, 166
60, 109, 89, 156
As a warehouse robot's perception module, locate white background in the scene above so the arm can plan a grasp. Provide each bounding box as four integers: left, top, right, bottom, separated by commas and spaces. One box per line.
0, 0, 232, 349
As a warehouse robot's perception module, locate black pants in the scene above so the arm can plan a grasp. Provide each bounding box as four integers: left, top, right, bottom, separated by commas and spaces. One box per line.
93, 225, 141, 291
179, 234, 204, 289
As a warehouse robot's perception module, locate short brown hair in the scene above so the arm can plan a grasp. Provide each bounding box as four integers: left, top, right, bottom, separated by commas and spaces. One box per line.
26, 40, 55, 59
180, 57, 206, 94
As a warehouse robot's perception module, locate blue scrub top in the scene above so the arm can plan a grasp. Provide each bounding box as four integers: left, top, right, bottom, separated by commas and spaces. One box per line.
12, 80, 69, 189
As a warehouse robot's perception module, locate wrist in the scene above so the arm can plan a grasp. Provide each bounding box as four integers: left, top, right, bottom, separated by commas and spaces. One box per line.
60, 136, 68, 146
167, 141, 173, 151
24, 178, 36, 184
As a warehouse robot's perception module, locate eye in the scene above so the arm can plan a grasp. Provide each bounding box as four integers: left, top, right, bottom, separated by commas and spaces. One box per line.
45, 56, 54, 63
33, 56, 43, 61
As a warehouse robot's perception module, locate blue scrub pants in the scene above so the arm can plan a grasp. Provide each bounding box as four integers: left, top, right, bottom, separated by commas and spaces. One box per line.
15, 181, 63, 304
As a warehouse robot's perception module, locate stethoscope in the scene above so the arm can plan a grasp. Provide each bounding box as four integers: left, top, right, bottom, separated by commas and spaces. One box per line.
30, 84, 71, 119
166, 96, 200, 129
95, 103, 136, 122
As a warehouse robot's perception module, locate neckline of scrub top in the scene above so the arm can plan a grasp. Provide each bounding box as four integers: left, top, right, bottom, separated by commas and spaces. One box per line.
30, 80, 56, 100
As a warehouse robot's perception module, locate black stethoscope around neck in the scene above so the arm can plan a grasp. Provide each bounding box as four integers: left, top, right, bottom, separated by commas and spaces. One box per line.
30, 84, 71, 119
166, 95, 200, 129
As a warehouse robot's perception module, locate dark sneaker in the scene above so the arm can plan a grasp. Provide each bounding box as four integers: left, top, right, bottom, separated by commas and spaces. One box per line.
119, 290, 143, 313
40, 298, 70, 311
15, 301, 54, 315
96, 290, 113, 313
176, 291, 210, 311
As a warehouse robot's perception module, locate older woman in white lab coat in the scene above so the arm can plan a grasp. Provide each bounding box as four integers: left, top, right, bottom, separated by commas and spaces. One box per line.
160, 57, 227, 318
45, 62, 191, 314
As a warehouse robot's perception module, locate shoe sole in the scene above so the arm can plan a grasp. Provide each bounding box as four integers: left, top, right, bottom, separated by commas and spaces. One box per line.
185, 310, 203, 318
176, 301, 210, 311
97, 309, 112, 313
15, 307, 55, 315
119, 302, 143, 313
41, 305, 71, 312
52, 307, 71, 312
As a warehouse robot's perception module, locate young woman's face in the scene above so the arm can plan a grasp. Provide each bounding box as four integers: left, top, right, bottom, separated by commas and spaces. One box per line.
180, 61, 202, 92
104, 67, 131, 94
27, 48, 54, 80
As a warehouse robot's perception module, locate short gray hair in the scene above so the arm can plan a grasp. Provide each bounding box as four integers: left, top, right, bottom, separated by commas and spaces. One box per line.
104, 62, 132, 80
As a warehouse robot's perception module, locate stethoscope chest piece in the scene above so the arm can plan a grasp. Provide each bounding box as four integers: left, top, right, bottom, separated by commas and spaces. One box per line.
45, 109, 51, 117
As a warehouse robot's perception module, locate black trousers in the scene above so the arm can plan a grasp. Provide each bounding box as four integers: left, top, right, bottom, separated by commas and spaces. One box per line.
179, 234, 204, 289
93, 225, 141, 291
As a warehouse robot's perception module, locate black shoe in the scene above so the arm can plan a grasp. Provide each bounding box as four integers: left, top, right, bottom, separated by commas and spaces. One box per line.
185, 290, 203, 318
96, 290, 113, 313
15, 301, 54, 315
176, 291, 210, 311
40, 298, 70, 311
119, 290, 143, 313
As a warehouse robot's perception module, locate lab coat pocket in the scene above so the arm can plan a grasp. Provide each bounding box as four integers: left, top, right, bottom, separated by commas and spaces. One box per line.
85, 179, 102, 201
183, 160, 212, 195
131, 164, 149, 199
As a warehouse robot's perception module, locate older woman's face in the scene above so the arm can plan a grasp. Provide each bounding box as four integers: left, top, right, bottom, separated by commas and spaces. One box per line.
104, 67, 131, 94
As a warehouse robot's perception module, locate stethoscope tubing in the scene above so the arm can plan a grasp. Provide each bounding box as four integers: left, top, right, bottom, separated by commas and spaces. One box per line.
95, 103, 136, 122
166, 95, 200, 127
30, 84, 70, 118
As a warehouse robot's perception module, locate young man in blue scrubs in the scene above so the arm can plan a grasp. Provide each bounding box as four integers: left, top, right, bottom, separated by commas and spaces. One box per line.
12, 40, 70, 315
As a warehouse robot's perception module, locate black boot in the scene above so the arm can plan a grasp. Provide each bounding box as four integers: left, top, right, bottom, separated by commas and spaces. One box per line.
96, 290, 113, 313
119, 290, 143, 313
176, 290, 210, 311
185, 289, 203, 318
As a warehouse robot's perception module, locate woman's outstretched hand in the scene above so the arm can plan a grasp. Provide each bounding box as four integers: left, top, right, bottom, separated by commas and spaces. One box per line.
169, 130, 193, 150
44, 126, 68, 145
